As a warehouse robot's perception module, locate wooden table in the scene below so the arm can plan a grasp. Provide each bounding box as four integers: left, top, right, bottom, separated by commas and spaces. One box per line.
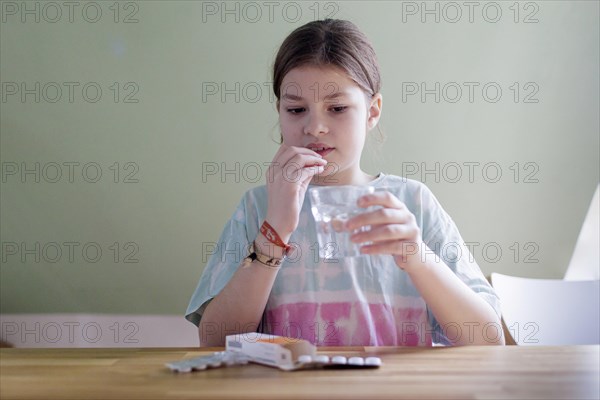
1, 346, 599, 399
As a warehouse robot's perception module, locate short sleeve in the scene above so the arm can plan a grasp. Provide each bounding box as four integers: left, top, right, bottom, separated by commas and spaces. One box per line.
185, 197, 251, 327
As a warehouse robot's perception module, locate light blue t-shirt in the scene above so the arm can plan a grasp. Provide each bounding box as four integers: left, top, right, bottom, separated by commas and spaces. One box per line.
186, 173, 501, 346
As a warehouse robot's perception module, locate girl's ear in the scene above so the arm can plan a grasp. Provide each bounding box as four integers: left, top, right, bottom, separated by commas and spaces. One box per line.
367, 93, 383, 130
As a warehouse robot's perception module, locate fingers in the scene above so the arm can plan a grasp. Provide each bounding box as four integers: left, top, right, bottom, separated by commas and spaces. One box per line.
346, 208, 412, 231
268, 145, 327, 185
272, 144, 323, 168
265, 145, 327, 238
300, 163, 326, 187
357, 191, 404, 209
346, 192, 411, 231
350, 223, 420, 244
343, 191, 421, 256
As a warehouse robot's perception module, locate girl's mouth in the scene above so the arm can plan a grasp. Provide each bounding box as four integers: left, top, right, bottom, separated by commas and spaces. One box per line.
307, 143, 335, 157
314, 148, 334, 157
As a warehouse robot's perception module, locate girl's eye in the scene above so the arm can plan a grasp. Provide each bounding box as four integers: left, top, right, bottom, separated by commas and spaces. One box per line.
287, 108, 305, 114
331, 106, 348, 113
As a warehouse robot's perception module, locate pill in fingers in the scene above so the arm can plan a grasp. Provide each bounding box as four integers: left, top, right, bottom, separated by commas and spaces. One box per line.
306, 162, 326, 168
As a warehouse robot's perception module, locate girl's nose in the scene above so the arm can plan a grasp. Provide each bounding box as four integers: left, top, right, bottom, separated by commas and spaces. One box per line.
303, 111, 329, 136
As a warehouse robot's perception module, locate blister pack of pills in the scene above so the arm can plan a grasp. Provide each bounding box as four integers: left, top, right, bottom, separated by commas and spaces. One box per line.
166, 351, 382, 373
167, 334, 383, 373
166, 351, 251, 373
287, 354, 382, 370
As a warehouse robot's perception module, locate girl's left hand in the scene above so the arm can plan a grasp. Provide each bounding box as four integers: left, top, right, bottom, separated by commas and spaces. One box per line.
345, 191, 424, 271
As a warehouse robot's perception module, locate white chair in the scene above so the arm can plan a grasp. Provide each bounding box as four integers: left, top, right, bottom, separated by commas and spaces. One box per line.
565, 184, 599, 280
491, 273, 600, 345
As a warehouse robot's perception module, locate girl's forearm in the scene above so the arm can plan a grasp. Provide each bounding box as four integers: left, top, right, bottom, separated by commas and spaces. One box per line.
198, 261, 279, 346
198, 234, 282, 347
405, 258, 505, 346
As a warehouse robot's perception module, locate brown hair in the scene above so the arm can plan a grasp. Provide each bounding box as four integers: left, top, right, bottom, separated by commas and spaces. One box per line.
272, 19, 381, 102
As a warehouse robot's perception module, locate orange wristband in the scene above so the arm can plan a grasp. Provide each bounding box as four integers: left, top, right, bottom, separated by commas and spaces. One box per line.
260, 220, 291, 254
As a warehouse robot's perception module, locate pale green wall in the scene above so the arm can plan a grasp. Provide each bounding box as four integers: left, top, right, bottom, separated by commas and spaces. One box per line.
1, 1, 598, 315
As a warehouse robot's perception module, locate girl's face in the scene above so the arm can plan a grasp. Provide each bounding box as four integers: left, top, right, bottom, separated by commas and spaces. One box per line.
278, 65, 382, 185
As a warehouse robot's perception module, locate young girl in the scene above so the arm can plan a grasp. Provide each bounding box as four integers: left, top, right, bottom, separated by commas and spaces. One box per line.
186, 19, 504, 347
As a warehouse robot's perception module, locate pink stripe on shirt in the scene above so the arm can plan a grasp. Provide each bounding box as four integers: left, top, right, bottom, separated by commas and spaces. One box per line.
265, 302, 432, 346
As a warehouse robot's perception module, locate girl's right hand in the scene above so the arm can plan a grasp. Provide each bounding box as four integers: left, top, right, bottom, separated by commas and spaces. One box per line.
264, 144, 327, 242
